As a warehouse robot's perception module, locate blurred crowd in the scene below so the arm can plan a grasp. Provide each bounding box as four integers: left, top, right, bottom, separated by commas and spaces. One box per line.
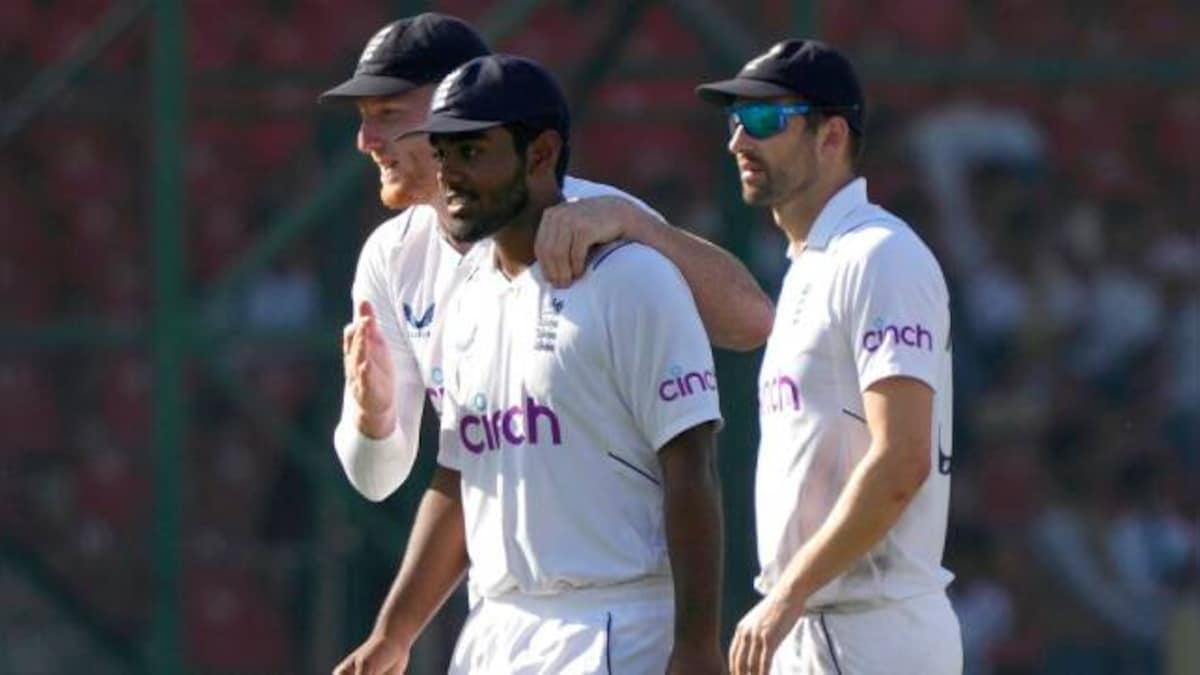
1, 1, 1196, 673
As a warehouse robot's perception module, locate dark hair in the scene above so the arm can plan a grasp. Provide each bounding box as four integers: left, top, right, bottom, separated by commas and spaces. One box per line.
505, 118, 569, 186
804, 108, 864, 171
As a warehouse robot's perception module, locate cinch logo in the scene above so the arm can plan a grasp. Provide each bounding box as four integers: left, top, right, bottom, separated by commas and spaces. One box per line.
861, 319, 933, 353
759, 374, 801, 413
658, 366, 717, 401
458, 396, 562, 454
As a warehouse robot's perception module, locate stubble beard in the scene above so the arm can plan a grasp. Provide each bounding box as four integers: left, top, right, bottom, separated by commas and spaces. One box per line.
447, 165, 531, 244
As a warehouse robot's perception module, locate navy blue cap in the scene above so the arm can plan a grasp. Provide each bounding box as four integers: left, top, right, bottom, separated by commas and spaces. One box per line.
403, 54, 570, 138
696, 39, 865, 134
319, 13, 491, 102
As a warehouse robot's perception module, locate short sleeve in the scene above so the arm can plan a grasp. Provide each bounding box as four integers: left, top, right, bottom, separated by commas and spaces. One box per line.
562, 176, 665, 222
838, 226, 950, 392
592, 243, 722, 450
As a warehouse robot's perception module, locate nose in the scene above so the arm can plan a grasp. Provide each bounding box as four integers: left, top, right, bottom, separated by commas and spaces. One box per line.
727, 123, 752, 155
357, 121, 384, 154
438, 161, 463, 190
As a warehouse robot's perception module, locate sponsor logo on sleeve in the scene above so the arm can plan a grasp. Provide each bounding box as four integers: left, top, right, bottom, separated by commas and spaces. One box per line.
860, 317, 933, 353
658, 365, 718, 401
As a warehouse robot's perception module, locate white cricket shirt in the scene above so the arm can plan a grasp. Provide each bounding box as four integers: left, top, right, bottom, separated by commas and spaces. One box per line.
333, 177, 654, 501
755, 178, 955, 607
437, 240, 722, 598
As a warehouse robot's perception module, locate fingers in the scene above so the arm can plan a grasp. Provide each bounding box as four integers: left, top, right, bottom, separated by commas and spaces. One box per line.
568, 228, 591, 280
753, 635, 768, 675
536, 209, 573, 288
358, 299, 375, 319
730, 625, 768, 675
331, 653, 354, 675
729, 630, 744, 675
343, 322, 355, 356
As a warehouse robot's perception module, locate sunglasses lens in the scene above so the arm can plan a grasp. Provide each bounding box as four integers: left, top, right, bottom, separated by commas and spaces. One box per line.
730, 104, 782, 139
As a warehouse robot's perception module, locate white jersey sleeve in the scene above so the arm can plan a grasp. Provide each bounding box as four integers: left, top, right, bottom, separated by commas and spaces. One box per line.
591, 242, 722, 449
333, 221, 427, 501
838, 224, 950, 392
562, 176, 663, 221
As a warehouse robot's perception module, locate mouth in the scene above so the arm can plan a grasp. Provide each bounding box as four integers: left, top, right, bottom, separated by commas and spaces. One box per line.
444, 190, 476, 214
738, 161, 767, 182
375, 158, 401, 183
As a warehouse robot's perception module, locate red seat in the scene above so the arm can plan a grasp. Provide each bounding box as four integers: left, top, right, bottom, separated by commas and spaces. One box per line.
191, 202, 251, 284
29, 0, 111, 64
1042, 89, 1131, 169
0, 360, 62, 458
61, 201, 140, 297
32, 125, 132, 205
879, 0, 968, 54
1115, 0, 1190, 53
242, 120, 310, 173
74, 443, 149, 533
97, 353, 151, 448
593, 79, 700, 116
430, 0, 489, 24
0, 175, 58, 321
1156, 92, 1200, 179
625, 7, 704, 61
821, 0, 873, 48
577, 123, 715, 195
498, 6, 598, 68
987, 0, 1077, 54
185, 564, 292, 673
188, 123, 255, 206
187, 0, 269, 70
293, 0, 387, 64
0, 0, 35, 57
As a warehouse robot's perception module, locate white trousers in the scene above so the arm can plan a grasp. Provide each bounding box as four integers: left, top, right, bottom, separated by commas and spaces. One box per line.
771, 591, 962, 675
450, 577, 673, 675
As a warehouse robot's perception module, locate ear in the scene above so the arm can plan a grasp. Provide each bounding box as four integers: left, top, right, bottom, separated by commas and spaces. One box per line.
526, 129, 562, 180
818, 116, 850, 163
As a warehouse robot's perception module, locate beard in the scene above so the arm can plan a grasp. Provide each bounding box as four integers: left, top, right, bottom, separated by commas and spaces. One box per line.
444, 162, 531, 244
740, 150, 817, 207
379, 146, 439, 211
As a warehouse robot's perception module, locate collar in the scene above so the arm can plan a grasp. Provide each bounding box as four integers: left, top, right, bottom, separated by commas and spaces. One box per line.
791, 177, 869, 257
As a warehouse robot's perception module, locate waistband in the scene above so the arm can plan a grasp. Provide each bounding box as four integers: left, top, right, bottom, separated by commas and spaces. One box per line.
483, 575, 672, 616
804, 589, 948, 616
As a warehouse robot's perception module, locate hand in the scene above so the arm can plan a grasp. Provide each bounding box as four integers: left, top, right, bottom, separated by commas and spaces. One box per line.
666, 644, 726, 675
729, 593, 801, 675
342, 300, 397, 438
332, 631, 410, 675
536, 196, 648, 287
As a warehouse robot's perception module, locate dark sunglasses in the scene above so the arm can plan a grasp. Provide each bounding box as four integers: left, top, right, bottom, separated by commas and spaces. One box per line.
727, 101, 860, 140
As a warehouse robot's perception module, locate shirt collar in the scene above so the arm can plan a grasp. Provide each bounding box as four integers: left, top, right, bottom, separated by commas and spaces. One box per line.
795, 177, 869, 255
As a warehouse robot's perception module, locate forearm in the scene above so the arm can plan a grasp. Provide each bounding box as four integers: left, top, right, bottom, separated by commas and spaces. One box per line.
775, 444, 925, 606
628, 217, 772, 351
373, 467, 469, 642
661, 434, 724, 646
333, 383, 423, 501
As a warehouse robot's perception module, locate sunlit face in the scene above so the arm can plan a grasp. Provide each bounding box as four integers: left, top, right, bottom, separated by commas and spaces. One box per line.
430, 126, 530, 244
355, 86, 439, 210
726, 97, 821, 208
